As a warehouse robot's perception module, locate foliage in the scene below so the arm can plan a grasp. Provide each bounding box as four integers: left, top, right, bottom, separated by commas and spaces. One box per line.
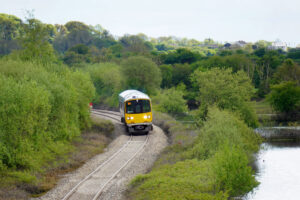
267, 81, 300, 113
159, 64, 172, 88
83, 62, 124, 107
152, 88, 188, 115
191, 68, 258, 127
129, 159, 228, 200
121, 56, 161, 95
0, 59, 94, 171
212, 145, 258, 196
17, 18, 57, 64
189, 107, 261, 160
128, 108, 261, 199
273, 59, 300, 84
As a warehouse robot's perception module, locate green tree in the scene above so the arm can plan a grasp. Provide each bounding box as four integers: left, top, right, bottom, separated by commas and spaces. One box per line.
153, 88, 188, 114
0, 13, 22, 55
273, 59, 300, 85
191, 68, 258, 127
18, 18, 56, 63
121, 56, 161, 94
159, 64, 173, 88
267, 81, 300, 113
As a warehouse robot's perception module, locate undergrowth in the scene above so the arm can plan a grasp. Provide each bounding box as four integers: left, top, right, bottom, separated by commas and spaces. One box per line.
128, 107, 262, 199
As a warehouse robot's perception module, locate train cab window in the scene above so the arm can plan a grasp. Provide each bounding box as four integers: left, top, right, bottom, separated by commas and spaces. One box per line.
126, 100, 151, 114
143, 100, 151, 112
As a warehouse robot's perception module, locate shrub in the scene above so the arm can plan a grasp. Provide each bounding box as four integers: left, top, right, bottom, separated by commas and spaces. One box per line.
129, 159, 228, 200
267, 81, 300, 113
0, 59, 94, 171
152, 88, 188, 115
191, 68, 258, 127
189, 107, 261, 160
83, 63, 123, 107
121, 56, 161, 95
212, 145, 258, 196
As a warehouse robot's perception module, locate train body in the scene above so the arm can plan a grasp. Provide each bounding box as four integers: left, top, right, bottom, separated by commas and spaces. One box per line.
119, 90, 153, 133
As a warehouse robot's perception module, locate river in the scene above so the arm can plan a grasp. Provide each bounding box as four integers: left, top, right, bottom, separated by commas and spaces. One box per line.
244, 141, 300, 200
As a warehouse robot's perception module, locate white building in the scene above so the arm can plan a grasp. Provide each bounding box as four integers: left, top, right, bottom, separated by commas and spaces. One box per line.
268, 40, 288, 51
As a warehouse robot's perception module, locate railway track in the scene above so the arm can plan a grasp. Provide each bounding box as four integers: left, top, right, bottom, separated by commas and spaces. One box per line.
91, 109, 121, 122
62, 109, 149, 200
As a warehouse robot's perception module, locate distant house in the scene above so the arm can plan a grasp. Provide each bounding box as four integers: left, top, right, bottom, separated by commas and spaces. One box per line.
268, 40, 288, 51
223, 41, 247, 49
224, 43, 231, 48
235, 40, 247, 47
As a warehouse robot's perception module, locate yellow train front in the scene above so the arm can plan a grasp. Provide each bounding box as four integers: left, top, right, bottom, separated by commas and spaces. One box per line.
119, 90, 153, 134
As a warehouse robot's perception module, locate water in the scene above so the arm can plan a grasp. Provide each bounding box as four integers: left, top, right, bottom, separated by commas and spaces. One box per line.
244, 142, 300, 200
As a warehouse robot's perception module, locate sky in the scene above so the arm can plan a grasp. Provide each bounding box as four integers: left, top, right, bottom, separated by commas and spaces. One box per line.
1, 0, 300, 45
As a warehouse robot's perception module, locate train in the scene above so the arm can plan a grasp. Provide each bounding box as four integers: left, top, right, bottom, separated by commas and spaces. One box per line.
119, 90, 153, 133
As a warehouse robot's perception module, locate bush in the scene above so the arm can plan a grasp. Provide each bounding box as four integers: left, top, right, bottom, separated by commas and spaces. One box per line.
152, 88, 188, 115
121, 56, 161, 95
191, 68, 258, 127
128, 108, 261, 199
0, 59, 95, 171
267, 81, 300, 113
129, 159, 228, 200
212, 145, 258, 196
83, 63, 123, 107
189, 107, 261, 160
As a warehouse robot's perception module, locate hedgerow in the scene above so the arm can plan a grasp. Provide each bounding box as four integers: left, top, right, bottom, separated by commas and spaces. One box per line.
0, 59, 95, 175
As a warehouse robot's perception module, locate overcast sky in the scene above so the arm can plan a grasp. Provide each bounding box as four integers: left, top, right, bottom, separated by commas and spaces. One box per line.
1, 0, 300, 45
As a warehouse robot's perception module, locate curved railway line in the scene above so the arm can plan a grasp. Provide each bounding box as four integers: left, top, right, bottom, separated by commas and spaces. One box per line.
62, 109, 149, 200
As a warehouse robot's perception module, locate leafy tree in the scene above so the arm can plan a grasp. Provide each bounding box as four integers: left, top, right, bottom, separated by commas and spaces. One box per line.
84, 63, 124, 106
273, 59, 300, 85
267, 81, 300, 113
287, 48, 300, 60
119, 35, 152, 54
0, 13, 22, 54
161, 48, 200, 64
153, 88, 188, 115
191, 68, 258, 127
159, 64, 173, 88
17, 18, 57, 63
172, 63, 193, 87
121, 56, 161, 94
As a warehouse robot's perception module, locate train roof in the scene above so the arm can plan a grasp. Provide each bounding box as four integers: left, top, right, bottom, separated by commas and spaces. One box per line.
119, 90, 150, 102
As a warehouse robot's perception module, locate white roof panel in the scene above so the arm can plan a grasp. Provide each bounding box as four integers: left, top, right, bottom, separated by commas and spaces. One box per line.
119, 90, 150, 102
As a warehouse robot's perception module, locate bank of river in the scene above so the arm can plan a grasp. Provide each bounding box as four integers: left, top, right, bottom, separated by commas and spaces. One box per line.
244, 141, 300, 200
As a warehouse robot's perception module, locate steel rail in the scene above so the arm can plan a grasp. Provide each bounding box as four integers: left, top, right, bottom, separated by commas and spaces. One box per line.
62, 135, 133, 200
92, 134, 149, 200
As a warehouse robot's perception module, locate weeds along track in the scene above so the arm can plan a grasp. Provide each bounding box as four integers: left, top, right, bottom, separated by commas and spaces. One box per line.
62, 110, 149, 200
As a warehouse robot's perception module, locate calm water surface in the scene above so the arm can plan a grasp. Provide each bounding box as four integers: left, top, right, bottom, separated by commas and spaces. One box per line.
245, 142, 300, 200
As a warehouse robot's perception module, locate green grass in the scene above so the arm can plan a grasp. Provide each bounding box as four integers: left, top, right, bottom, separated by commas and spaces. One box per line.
253, 99, 274, 114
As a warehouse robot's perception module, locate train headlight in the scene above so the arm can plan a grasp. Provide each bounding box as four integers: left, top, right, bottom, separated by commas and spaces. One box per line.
127, 117, 130, 120
130, 116, 134, 120
147, 115, 151, 119
144, 115, 147, 119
